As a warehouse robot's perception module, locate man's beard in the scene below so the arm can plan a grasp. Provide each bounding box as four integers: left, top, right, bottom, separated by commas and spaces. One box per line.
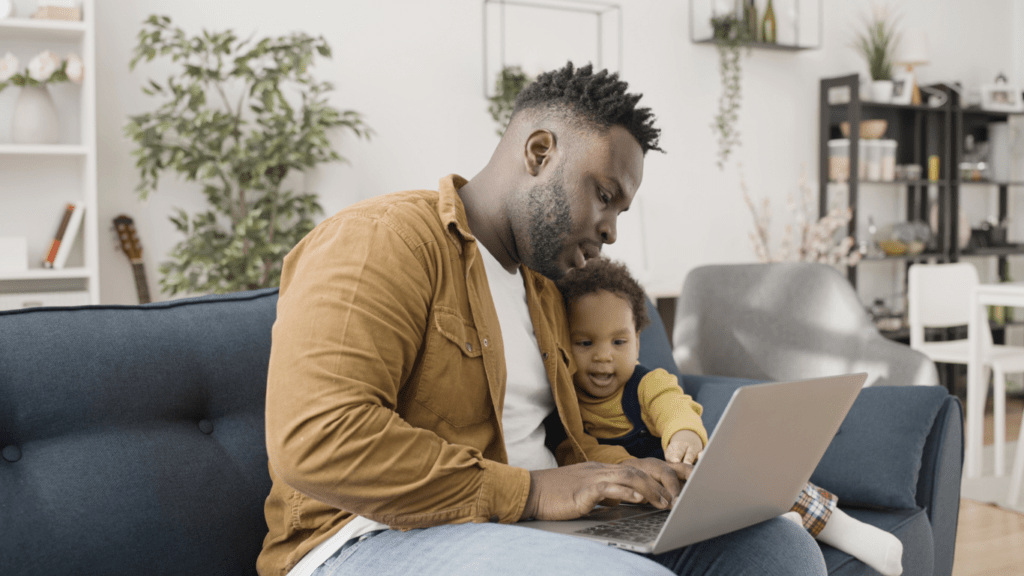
523, 176, 573, 281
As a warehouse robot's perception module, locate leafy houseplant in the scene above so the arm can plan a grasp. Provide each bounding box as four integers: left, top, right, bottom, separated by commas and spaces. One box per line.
125, 15, 371, 296
710, 11, 752, 169
488, 65, 533, 136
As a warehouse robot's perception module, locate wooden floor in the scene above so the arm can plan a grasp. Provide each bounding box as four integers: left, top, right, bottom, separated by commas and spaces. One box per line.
952, 396, 1024, 576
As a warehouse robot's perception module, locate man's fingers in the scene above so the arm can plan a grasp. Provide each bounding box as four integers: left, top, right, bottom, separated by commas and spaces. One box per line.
612, 467, 672, 507
592, 482, 646, 507
647, 460, 682, 497
682, 447, 698, 465
661, 460, 695, 482
620, 458, 681, 502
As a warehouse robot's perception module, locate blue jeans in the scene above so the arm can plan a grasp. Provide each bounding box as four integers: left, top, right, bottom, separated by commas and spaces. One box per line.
311, 517, 826, 576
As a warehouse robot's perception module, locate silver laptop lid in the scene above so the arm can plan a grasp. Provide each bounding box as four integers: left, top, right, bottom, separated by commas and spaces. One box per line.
649, 372, 866, 554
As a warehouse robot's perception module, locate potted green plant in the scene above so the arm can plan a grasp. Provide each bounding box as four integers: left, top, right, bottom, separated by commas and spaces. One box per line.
853, 7, 901, 103
488, 65, 533, 136
125, 15, 371, 296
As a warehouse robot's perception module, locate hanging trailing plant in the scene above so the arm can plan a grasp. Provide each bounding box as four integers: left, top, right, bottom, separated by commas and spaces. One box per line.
488, 65, 533, 136
710, 11, 752, 169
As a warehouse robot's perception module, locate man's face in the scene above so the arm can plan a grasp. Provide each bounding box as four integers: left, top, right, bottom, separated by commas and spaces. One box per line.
514, 124, 644, 281
568, 290, 640, 398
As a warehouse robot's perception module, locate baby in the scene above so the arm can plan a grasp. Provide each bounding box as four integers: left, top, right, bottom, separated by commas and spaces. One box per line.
557, 257, 903, 576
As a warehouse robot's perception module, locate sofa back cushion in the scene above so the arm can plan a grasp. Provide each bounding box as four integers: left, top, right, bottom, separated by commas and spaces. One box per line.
0, 288, 278, 576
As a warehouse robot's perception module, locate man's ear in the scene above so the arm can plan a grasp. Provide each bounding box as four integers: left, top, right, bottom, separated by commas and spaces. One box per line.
524, 129, 556, 176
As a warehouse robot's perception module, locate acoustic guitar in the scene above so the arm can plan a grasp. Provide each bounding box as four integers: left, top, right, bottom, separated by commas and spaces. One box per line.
113, 215, 152, 304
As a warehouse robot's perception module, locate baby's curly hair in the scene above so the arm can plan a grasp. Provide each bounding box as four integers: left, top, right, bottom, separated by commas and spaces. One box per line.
512, 61, 663, 155
556, 257, 650, 333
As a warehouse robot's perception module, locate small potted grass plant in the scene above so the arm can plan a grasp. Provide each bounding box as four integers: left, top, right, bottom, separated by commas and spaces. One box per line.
853, 6, 901, 103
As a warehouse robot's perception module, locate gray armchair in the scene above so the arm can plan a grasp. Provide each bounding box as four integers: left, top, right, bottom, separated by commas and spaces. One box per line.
672, 263, 938, 387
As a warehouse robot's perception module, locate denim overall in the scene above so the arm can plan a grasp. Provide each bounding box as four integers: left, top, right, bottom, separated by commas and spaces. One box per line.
594, 364, 665, 460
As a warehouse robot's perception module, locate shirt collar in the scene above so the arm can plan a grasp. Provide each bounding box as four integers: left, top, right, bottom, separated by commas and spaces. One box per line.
438, 174, 474, 252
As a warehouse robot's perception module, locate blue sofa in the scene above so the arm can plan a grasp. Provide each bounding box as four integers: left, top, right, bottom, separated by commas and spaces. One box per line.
0, 288, 963, 575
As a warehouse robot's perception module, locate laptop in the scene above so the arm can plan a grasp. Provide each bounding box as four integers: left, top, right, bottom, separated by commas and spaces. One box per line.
520, 373, 866, 554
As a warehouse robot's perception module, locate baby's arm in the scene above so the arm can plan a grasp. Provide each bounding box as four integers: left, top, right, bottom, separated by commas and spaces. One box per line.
638, 369, 709, 464
664, 430, 703, 464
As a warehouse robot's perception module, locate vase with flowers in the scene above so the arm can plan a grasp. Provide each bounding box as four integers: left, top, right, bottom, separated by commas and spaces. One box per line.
0, 50, 84, 144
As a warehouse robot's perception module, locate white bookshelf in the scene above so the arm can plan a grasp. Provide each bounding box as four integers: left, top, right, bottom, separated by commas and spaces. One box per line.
0, 0, 98, 309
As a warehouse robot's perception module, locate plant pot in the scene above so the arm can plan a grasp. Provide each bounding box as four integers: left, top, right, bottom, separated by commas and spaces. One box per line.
12, 85, 59, 145
870, 80, 894, 104
712, 19, 737, 42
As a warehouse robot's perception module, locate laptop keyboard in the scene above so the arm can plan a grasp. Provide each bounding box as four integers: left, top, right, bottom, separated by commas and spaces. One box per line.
574, 509, 670, 543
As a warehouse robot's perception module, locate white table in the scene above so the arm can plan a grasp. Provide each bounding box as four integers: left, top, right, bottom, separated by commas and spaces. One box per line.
966, 282, 1024, 477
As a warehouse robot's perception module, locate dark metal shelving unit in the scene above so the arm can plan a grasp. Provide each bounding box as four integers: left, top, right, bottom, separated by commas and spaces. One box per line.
819, 73, 955, 287
860, 251, 946, 263
819, 74, 1024, 395
819, 74, 1024, 290
952, 101, 1024, 279
959, 245, 1024, 258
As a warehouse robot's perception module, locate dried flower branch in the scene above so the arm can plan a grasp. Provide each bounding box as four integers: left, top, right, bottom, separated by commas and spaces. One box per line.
741, 166, 862, 267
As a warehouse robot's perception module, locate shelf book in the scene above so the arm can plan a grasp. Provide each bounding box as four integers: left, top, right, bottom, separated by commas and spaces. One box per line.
42, 202, 85, 270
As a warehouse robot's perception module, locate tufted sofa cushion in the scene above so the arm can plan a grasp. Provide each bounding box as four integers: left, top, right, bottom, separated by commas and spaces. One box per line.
0, 288, 278, 576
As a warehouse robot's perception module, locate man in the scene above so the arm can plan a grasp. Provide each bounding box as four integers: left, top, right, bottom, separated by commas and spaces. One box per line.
259, 62, 825, 576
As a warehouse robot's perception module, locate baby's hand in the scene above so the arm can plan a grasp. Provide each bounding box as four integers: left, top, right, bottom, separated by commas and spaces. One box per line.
665, 430, 703, 465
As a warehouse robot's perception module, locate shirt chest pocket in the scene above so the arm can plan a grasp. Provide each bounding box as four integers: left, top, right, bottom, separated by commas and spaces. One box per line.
413, 309, 493, 427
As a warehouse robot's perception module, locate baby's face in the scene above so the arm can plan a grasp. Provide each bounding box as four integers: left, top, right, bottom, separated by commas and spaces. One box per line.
567, 290, 640, 398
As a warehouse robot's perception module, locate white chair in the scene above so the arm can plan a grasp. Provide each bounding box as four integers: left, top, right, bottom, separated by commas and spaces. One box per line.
908, 262, 1024, 476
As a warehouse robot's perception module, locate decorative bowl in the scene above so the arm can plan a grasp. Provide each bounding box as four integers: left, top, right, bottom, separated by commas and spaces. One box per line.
878, 221, 930, 256
840, 119, 888, 139
879, 239, 908, 256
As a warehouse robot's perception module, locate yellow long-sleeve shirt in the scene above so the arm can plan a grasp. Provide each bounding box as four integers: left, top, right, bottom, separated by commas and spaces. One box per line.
576, 367, 709, 452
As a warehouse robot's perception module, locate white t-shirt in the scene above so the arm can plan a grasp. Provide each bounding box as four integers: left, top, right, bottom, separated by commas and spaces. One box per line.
476, 241, 558, 472
288, 241, 556, 576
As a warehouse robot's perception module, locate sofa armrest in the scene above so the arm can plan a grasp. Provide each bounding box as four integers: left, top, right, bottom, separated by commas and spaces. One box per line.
915, 395, 964, 576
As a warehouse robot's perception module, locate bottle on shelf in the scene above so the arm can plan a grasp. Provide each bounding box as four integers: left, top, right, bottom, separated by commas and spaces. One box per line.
760, 0, 777, 43
743, 0, 758, 41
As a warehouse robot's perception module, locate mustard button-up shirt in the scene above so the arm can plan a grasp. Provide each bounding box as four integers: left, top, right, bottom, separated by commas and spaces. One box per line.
258, 175, 633, 576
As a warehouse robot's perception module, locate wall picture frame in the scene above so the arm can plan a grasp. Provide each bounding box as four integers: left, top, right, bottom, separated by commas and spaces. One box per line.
891, 71, 914, 105
980, 83, 1024, 112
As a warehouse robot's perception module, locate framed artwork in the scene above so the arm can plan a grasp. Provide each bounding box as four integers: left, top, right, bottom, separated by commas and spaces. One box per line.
980, 83, 1024, 112
482, 0, 622, 98
891, 71, 913, 105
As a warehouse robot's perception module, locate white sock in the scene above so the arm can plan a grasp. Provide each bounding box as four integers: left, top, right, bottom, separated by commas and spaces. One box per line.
781, 511, 802, 525
816, 508, 903, 576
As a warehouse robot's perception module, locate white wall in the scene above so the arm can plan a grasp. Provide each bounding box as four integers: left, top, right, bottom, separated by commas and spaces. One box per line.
94, 0, 1021, 305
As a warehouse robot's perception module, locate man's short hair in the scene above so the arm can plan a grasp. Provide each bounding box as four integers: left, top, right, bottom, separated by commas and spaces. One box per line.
512, 62, 663, 155
557, 257, 650, 333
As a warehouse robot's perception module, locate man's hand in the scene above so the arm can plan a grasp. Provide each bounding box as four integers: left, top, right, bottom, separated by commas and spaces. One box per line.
521, 462, 675, 521
664, 430, 704, 465
620, 457, 693, 504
